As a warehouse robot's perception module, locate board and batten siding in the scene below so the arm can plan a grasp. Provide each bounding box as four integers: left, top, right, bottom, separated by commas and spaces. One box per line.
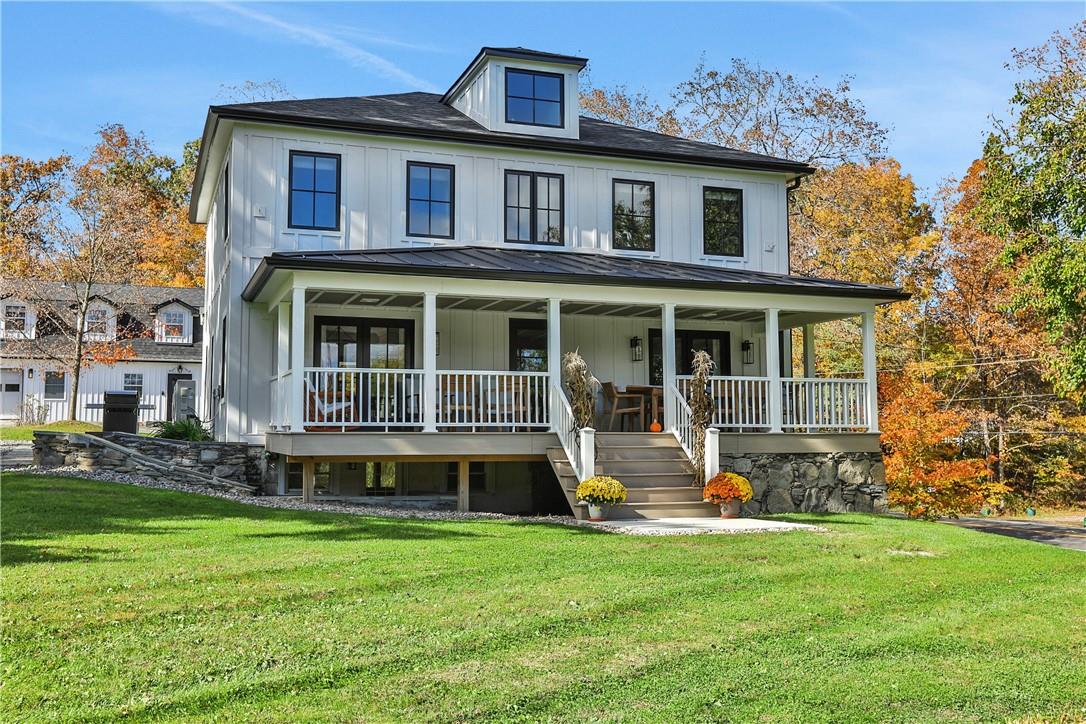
228, 124, 789, 273
13, 360, 202, 425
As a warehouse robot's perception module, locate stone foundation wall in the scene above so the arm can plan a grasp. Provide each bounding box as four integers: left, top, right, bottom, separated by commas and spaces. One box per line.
33, 431, 274, 490
721, 450, 887, 515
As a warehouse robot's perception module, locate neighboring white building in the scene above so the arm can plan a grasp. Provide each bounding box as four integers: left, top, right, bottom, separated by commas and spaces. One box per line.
188, 47, 904, 516
0, 283, 203, 426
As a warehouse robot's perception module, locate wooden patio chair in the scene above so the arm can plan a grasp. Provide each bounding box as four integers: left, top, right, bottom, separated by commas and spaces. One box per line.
439, 375, 477, 428
304, 377, 360, 432
601, 381, 644, 432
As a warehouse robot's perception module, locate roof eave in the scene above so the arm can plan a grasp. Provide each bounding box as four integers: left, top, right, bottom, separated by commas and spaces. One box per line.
210, 108, 815, 177
241, 255, 910, 304
441, 47, 589, 104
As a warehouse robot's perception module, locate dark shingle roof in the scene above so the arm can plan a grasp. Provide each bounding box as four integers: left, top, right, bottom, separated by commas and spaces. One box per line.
0, 282, 204, 363
242, 246, 908, 303
208, 92, 813, 176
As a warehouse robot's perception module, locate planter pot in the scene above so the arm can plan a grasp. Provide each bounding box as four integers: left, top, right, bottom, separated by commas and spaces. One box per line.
719, 499, 741, 519
587, 503, 608, 521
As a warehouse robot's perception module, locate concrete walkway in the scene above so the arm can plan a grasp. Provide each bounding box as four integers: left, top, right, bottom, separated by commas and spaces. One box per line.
1, 442, 32, 471
944, 517, 1086, 552
591, 517, 822, 536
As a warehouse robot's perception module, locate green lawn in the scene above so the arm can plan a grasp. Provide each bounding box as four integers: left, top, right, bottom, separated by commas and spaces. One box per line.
0, 420, 101, 441
3, 474, 1084, 722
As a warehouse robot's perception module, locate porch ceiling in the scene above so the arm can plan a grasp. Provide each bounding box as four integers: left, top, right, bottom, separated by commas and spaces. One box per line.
302, 289, 854, 327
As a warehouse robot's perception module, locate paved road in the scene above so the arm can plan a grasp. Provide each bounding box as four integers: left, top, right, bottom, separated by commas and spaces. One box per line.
1, 442, 33, 470
945, 517, 1086, 552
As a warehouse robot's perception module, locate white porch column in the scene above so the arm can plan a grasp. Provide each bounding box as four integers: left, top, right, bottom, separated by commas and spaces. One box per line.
547, 297, 562, 429
276, 302, 290, 429
704, 427, 721, 483
862, 311, 879, 433
289, 286, 306, 432
802, 324, 816, 378
662, 302, 677, 430
765, 308, 783, 433
422, 291, 438, 432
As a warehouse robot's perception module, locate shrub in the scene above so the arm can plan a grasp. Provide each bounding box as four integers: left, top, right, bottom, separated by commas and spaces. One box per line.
150, 418, 212, 442
703, 471, 754, 504
575, 475, 627, 506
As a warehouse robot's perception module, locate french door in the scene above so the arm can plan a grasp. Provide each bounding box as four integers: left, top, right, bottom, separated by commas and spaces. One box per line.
649, 329, 731, 385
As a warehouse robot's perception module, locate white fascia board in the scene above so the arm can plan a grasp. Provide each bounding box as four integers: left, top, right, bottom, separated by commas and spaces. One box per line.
258, 268, 882, 315
192, 118, 235, 224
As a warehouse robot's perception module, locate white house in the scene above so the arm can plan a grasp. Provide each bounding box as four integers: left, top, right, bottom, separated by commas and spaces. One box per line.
188, 47, 904, 518
0, 283, 203, 426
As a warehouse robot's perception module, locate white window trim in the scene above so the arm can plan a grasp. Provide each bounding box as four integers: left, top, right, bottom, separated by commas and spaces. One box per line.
155, 305, 193, 344
83, 305, 116, 341
2, 303, 30, 339
42, 370, 67, 401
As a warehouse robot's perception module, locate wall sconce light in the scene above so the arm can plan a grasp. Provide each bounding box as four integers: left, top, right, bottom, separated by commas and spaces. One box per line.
741, 340, 754, 366
630, 336, 644, 362
27, 368, 34, 379
435, 331, 440, 356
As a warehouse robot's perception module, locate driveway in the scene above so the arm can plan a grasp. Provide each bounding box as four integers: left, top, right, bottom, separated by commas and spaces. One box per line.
945, 517, 1086, 552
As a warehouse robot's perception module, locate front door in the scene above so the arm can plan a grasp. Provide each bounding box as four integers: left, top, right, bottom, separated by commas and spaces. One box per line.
508, 319, 547, 371
648, 329, 731, 384
0, 369, 22, 419
166, 373, 193, 420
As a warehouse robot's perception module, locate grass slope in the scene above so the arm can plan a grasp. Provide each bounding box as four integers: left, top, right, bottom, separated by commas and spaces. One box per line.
3, 474, 1084, 722
0, 421, 101, 441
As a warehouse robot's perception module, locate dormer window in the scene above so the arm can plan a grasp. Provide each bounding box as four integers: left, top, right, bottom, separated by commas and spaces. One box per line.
155, 304, 192, 344
85, 307, 109, 338
3, 304, 27, 338
505, 69, 563, 128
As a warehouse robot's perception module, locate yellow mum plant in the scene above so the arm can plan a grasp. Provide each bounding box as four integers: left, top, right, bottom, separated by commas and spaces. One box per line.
576, 476, 628, 506
703, 471, 754, 504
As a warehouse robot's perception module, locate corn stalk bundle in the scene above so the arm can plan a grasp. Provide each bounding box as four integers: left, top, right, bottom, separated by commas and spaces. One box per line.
562, 350, 599, 432
688, 349, 715, 484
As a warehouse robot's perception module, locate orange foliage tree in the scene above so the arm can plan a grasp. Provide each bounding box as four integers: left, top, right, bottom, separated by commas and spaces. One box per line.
880, 370, 1007, 519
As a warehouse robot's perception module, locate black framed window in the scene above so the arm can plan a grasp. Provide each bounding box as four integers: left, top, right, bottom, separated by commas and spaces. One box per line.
289, 151, 340, 230
504, 171, 563, 245
407, 162, 454, 238
505, 69, 563, 127
612, 180, 655, 251
43, 371, 65, 400
703, 187, 743, 257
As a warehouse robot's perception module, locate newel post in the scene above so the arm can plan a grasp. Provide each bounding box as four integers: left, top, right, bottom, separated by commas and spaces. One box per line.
704, 427, 720, 483
578, 427, 595, 481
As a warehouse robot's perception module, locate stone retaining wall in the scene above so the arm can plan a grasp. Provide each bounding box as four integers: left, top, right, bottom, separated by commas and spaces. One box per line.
33, 432, 274, 490
720, 450, 887, 515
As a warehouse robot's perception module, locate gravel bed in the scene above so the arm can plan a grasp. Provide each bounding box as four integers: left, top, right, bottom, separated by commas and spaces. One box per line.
5, 465, 582, 525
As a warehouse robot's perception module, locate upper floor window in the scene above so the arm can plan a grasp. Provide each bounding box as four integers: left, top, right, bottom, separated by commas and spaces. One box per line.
407, 162, 454, 239
43, 371, 65, 400
157, 309, 189, 343
612, 180, 655, 252
505, 69, 563, 128
289, 151, 340, 231
85, 308, 109, 337
504, 171, 563, 245
703, 187, 743, 257
3, 304, 27, 337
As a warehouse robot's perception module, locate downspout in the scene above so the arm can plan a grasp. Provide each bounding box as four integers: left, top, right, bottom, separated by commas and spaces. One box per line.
785, 175, 804, 276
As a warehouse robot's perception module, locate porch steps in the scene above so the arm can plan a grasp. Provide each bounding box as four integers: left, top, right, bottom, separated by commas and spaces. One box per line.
546, 432, 717, 521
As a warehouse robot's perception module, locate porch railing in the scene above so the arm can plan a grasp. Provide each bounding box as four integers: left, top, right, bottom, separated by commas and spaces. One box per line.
303, 367, 424, 430
668, 383, 695, 458
781, 378, 869, 431
551, 382, 584, 480
676, 375, 771, 430
271, 370, 291, 429
436, 371, 550, 430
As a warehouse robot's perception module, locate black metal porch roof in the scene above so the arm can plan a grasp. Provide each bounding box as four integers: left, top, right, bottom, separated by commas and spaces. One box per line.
241, 246, 909, 303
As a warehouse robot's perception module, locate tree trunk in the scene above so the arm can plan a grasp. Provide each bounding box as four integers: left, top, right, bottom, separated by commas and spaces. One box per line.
68, 298, 88, 421
996, 421, 1005, 486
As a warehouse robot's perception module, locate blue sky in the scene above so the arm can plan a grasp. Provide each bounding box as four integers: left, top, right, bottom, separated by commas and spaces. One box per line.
3, 2, 1082, 197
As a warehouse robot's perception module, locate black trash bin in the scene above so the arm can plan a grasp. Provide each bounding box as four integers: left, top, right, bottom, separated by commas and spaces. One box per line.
102, 390, 140, 434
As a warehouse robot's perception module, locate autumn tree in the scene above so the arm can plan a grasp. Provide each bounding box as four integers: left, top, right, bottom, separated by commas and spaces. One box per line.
976, 22, 1086, 398
879, 370, 1006, 519
0, 154, 151, 420
0, 154, 70, 277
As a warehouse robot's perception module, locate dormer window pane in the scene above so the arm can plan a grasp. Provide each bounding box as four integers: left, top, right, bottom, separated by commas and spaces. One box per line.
86, 309, 107, 335
289, 151, 340, 230
4, 305, 26, 333
506, 69, 564, 128
160, 310, 186, 341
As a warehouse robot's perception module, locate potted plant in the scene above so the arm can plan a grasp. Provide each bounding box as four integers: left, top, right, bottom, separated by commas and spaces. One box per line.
703, 471, 754, 518
576, 475, 628, 521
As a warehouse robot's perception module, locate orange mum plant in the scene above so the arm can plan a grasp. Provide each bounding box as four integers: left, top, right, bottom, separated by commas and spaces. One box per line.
703, 471, 754, 504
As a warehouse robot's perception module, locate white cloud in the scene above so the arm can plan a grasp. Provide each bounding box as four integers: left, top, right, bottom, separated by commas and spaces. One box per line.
158, 1, 438, 92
